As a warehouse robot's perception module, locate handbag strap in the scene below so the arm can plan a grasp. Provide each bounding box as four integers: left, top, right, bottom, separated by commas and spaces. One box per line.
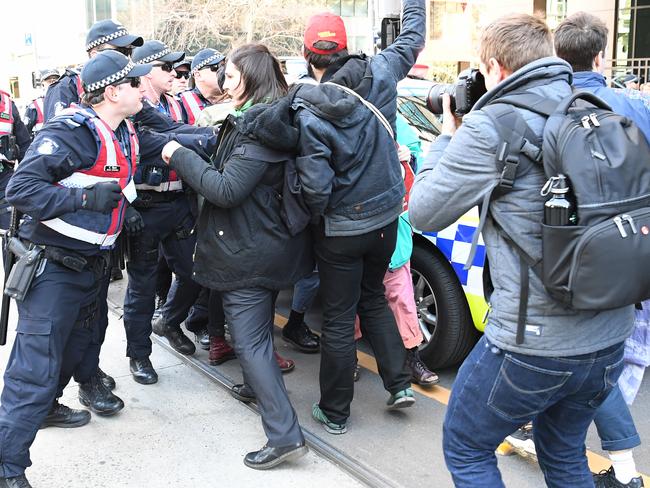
324, 82, 394, 140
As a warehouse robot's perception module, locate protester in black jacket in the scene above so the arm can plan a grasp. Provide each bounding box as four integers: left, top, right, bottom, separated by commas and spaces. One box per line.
161, 44, 312, 471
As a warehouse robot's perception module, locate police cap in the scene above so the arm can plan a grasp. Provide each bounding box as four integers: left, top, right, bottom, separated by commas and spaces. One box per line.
81, 50, 151, 92
132, 40, 185, 65
85, 20, 144, 52
191, 49, 225, 73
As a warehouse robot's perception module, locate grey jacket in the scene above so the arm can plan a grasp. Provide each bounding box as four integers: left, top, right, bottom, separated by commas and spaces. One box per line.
409, 57, 634, 356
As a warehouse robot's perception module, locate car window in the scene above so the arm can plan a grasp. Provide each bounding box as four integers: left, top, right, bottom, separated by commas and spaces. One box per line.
397, 96, 442, 142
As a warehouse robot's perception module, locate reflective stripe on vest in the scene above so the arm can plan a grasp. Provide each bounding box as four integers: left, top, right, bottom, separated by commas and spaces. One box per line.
163, 93, 184, 123
0, 90, 14, 135
179, 91, 206, 125
32, 97, 45, 132
135, 180, 184, 192
41, 109, 138, 247
74, 73, 84, 98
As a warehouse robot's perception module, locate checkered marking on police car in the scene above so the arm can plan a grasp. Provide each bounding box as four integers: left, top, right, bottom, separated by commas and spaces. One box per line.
192, 53, 224, 73
137, 48, 171, 64
423, 223, 486, 295
86, 29, 129, 51
85, 61, 135, 92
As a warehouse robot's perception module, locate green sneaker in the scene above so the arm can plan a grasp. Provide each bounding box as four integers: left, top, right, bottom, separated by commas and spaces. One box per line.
387, 388, 416, 410
312, 403, 347, 435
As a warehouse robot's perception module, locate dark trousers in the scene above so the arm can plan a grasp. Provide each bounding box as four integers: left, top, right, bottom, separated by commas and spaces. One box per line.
154, 253, 172, 301
443, 336, 625, 488
123, 197, 200, 359
185, 286, 209, 333
207, 289, 225, 338
222, 287, 303, 447
0, 258, 107, 477
313, 219, 411, 424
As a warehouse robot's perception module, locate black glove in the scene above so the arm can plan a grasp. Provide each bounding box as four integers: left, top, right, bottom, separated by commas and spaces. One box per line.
81, 181, 122, 214
123, 206, 144, 236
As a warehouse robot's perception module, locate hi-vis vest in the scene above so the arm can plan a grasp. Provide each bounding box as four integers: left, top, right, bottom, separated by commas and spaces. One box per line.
41, 109, 138, 248
29, 97, 45, 132
162, 93, 183, 123
0, 90, 15, 136
178, 90, 208, 125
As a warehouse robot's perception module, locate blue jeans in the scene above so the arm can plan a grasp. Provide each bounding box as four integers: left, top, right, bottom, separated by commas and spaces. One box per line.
291, 269, 319, 313
443, 335, 625, 488
593, 384, 641, 451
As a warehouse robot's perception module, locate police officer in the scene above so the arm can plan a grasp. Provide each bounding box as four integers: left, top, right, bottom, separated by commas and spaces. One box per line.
178, 48, 227, 124
132, 40, 185, 122
122, 49, 216, 385
0, 90, 31, 231
23, 70, 60, 139
43, 19, 144, 120
171, 58, 191, 95
0, 51, 150, 488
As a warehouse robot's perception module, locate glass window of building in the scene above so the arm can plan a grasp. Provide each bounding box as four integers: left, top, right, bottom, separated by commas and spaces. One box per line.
327, 0, 369, 17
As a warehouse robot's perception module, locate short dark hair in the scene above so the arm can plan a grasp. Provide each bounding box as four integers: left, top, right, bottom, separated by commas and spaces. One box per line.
81, 87, 105, 106
554, 12, 608, 72
303, 41, 349, 70
228, 43, 287, 105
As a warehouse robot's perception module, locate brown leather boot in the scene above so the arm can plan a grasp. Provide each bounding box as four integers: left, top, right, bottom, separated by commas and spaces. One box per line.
274, 350, 295, 373
209, 336, 236, 365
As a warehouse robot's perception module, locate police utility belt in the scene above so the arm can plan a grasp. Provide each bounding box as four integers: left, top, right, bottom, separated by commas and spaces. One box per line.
3, 238, 107, 302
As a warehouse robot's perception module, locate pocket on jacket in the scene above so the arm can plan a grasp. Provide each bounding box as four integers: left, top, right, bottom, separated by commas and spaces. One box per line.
210, 211, 245, 255
487, 354, 572, 421
6, 318, 53, 387
338, 180, 404, 220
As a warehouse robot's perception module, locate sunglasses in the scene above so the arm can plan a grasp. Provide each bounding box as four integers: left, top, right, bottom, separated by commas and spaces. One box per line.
152, 62, 174, 72
202, 62, 224, 73
97, 46, 132, 57
112, 77, 142, 88
175, 71, 190, 80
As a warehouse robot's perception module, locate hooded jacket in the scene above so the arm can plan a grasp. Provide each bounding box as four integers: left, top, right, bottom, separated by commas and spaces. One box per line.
409, 57, 634, 356
292, 0, 425, 236
169, 101, 313, 291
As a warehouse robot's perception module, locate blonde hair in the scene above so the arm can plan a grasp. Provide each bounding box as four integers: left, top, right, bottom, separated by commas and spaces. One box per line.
479, 13, 554, 73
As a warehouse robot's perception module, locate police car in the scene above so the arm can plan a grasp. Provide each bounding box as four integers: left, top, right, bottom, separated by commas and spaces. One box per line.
397, 78, 487, 370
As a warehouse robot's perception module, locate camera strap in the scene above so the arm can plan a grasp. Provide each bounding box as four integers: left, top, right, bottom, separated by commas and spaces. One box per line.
323, 82, 395, 140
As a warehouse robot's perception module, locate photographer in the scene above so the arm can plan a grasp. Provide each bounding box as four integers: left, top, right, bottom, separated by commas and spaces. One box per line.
409, 14, 634, 487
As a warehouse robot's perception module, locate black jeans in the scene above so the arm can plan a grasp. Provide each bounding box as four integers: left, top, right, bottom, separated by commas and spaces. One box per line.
313, 218, 411, 423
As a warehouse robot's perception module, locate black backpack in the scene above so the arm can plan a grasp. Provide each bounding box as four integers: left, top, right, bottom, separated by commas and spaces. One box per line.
467, 90, 650, 343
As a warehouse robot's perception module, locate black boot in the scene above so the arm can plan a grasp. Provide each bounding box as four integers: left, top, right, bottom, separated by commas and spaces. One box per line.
78, 375, 125, 416
244, 443, 308, 470
0, 473, 32, 488
231, 383, 256, 403
281, 312, 320, 353
129, 357, 158, 385
152, 316, 195, 355
40, 399, 90, 429
97, 367, 116, 390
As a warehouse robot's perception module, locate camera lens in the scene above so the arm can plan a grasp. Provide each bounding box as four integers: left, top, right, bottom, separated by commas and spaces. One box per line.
426, 83, 456, 114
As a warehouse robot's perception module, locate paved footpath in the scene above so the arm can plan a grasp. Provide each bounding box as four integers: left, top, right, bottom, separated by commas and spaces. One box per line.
0, 304, 362, 488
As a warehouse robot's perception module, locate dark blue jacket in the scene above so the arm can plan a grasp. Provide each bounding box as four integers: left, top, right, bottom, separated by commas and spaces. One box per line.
292, 0, 425, 236
43, 70, 82, 121
1, 100, 31, 198
573, 71, 650, 143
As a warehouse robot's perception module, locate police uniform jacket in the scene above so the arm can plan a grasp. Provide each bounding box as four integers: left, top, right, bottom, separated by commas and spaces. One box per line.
168, 103, 313, 291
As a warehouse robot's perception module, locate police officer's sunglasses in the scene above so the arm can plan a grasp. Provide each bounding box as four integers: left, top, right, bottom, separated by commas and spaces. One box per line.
175, 72, 190, 80
112, 77, 142, 88
152, 62, 175, 72
97, 46, 133, 57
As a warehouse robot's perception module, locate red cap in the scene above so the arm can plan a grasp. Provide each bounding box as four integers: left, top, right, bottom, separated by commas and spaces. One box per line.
304, 12, 347, 55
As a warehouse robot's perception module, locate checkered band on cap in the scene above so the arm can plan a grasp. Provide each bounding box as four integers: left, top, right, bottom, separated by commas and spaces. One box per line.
84, 61, 135, 92
192, 53, 223, 73
86, 29, 129, 51
137, 48, 171, 64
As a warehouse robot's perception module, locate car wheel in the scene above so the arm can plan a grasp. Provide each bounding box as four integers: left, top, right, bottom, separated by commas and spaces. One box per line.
410, 244, 479, 370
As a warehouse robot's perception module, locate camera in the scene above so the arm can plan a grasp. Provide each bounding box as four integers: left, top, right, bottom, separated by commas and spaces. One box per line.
0, 135, 18, 162
427, 68, 487, 116
143, 165, 168, 186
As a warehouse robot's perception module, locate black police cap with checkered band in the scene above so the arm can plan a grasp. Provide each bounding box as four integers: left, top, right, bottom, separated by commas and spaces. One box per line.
81, 50, 151, 92
132, 40, 185, 65
85, 20, 144, 52
191, 48, 225, 73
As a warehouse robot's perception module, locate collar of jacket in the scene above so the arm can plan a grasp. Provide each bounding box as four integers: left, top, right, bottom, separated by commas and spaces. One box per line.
473, 56, 573, 111
572, 71, 607, 89
321, 54, 373, 99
